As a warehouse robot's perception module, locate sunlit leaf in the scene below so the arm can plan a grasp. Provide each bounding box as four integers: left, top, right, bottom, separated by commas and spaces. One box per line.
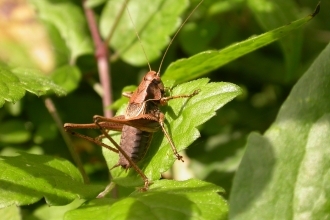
0, 67, 66, 107
65, 179, 228, 220
0, 205, 21, 220
163, 6, 319, 84
100, 0, 189, 66
0, 153, 103, 207
229, 41, 330, 220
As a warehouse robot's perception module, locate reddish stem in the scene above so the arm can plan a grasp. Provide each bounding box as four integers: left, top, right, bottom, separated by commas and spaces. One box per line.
83, 0, 113, 118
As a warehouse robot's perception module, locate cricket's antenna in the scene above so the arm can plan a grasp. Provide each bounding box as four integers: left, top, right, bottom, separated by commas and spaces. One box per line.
125, 0, 152, 72
157, 0, 204, 76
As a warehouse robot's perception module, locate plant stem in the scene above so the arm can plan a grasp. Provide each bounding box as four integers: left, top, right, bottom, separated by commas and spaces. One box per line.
44, 98, 90, 184
83, 0, 113, 118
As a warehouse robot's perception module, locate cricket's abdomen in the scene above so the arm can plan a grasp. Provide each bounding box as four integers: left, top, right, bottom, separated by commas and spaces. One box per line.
118, 125, 153, 169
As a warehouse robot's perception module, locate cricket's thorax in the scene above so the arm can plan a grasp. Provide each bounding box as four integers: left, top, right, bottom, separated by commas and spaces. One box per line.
118, 125, 153, 169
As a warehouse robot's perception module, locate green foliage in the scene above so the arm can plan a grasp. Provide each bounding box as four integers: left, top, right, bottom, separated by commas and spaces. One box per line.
163, 8, 314, 83
0, 0, 326, 219
0, 153, 103, 207
65, 179, 227, 220
100, 0, 189, 65
0, 68, 66, 107
247, 0, 303, 80
0, 120, 31, 144
229, 41, 330, 219
0, 205, 20, 220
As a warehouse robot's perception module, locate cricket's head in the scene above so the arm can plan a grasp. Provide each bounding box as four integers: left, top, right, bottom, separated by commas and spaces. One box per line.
144, 71, 165, 99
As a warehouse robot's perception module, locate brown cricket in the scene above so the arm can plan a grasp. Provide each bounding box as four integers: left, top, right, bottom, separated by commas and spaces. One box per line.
64, 0, 204, 191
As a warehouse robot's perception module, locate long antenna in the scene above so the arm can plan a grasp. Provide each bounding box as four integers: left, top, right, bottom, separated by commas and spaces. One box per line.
157, 0, 204, 76
124, 0, 152, 72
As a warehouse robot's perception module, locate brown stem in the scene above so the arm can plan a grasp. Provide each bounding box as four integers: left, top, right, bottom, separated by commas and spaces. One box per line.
44, 98, 90, 184
82, 0, 113, 118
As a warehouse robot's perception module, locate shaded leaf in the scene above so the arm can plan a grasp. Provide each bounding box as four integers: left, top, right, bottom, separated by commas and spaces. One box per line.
100, 0, 189, 66
179, 21, 220, 55
163, 6, 319, 84
65, 179, 228, 220
0, 153, 103, 207
51, 65, 81, 93
229, 42, 330, 219
247, 0, 303, 80
0, 120, 31, 144
108, 85, 137, 110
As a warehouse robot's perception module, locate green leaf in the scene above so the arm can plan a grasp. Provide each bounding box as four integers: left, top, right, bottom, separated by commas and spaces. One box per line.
51, 65, 81, 93
29, 199, 84, 220
33, 122, 58, 144
247, 0, 302, 80
0, 153, 104, 207
65, 179, 228, 220
85, 0, 107, 8
0, 205, 21, 220
0, 120, 31, 144
102, 78, 241, 188
42, 21, 71, 67
163, 6, 319, 84
30, 0, 93, 62
11, 68, 67, 97
229, 42, 330, 218
179, 21, 220, 56
108, 85, 137, 110
100, 0, 189, 66
0, 67, 67, 107
0, 69, 25, 107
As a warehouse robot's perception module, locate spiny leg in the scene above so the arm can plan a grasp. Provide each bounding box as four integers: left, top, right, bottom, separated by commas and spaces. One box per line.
160, 89, 200, 105
64, 126, 119, 153
159, 113, 184, 162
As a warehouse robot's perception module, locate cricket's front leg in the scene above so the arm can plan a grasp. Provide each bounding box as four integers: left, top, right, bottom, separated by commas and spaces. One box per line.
160, 89, 200, 105
158, 113, 184, 162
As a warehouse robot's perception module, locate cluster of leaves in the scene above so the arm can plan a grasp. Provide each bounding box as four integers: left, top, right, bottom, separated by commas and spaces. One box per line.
0, 0, 328, 219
